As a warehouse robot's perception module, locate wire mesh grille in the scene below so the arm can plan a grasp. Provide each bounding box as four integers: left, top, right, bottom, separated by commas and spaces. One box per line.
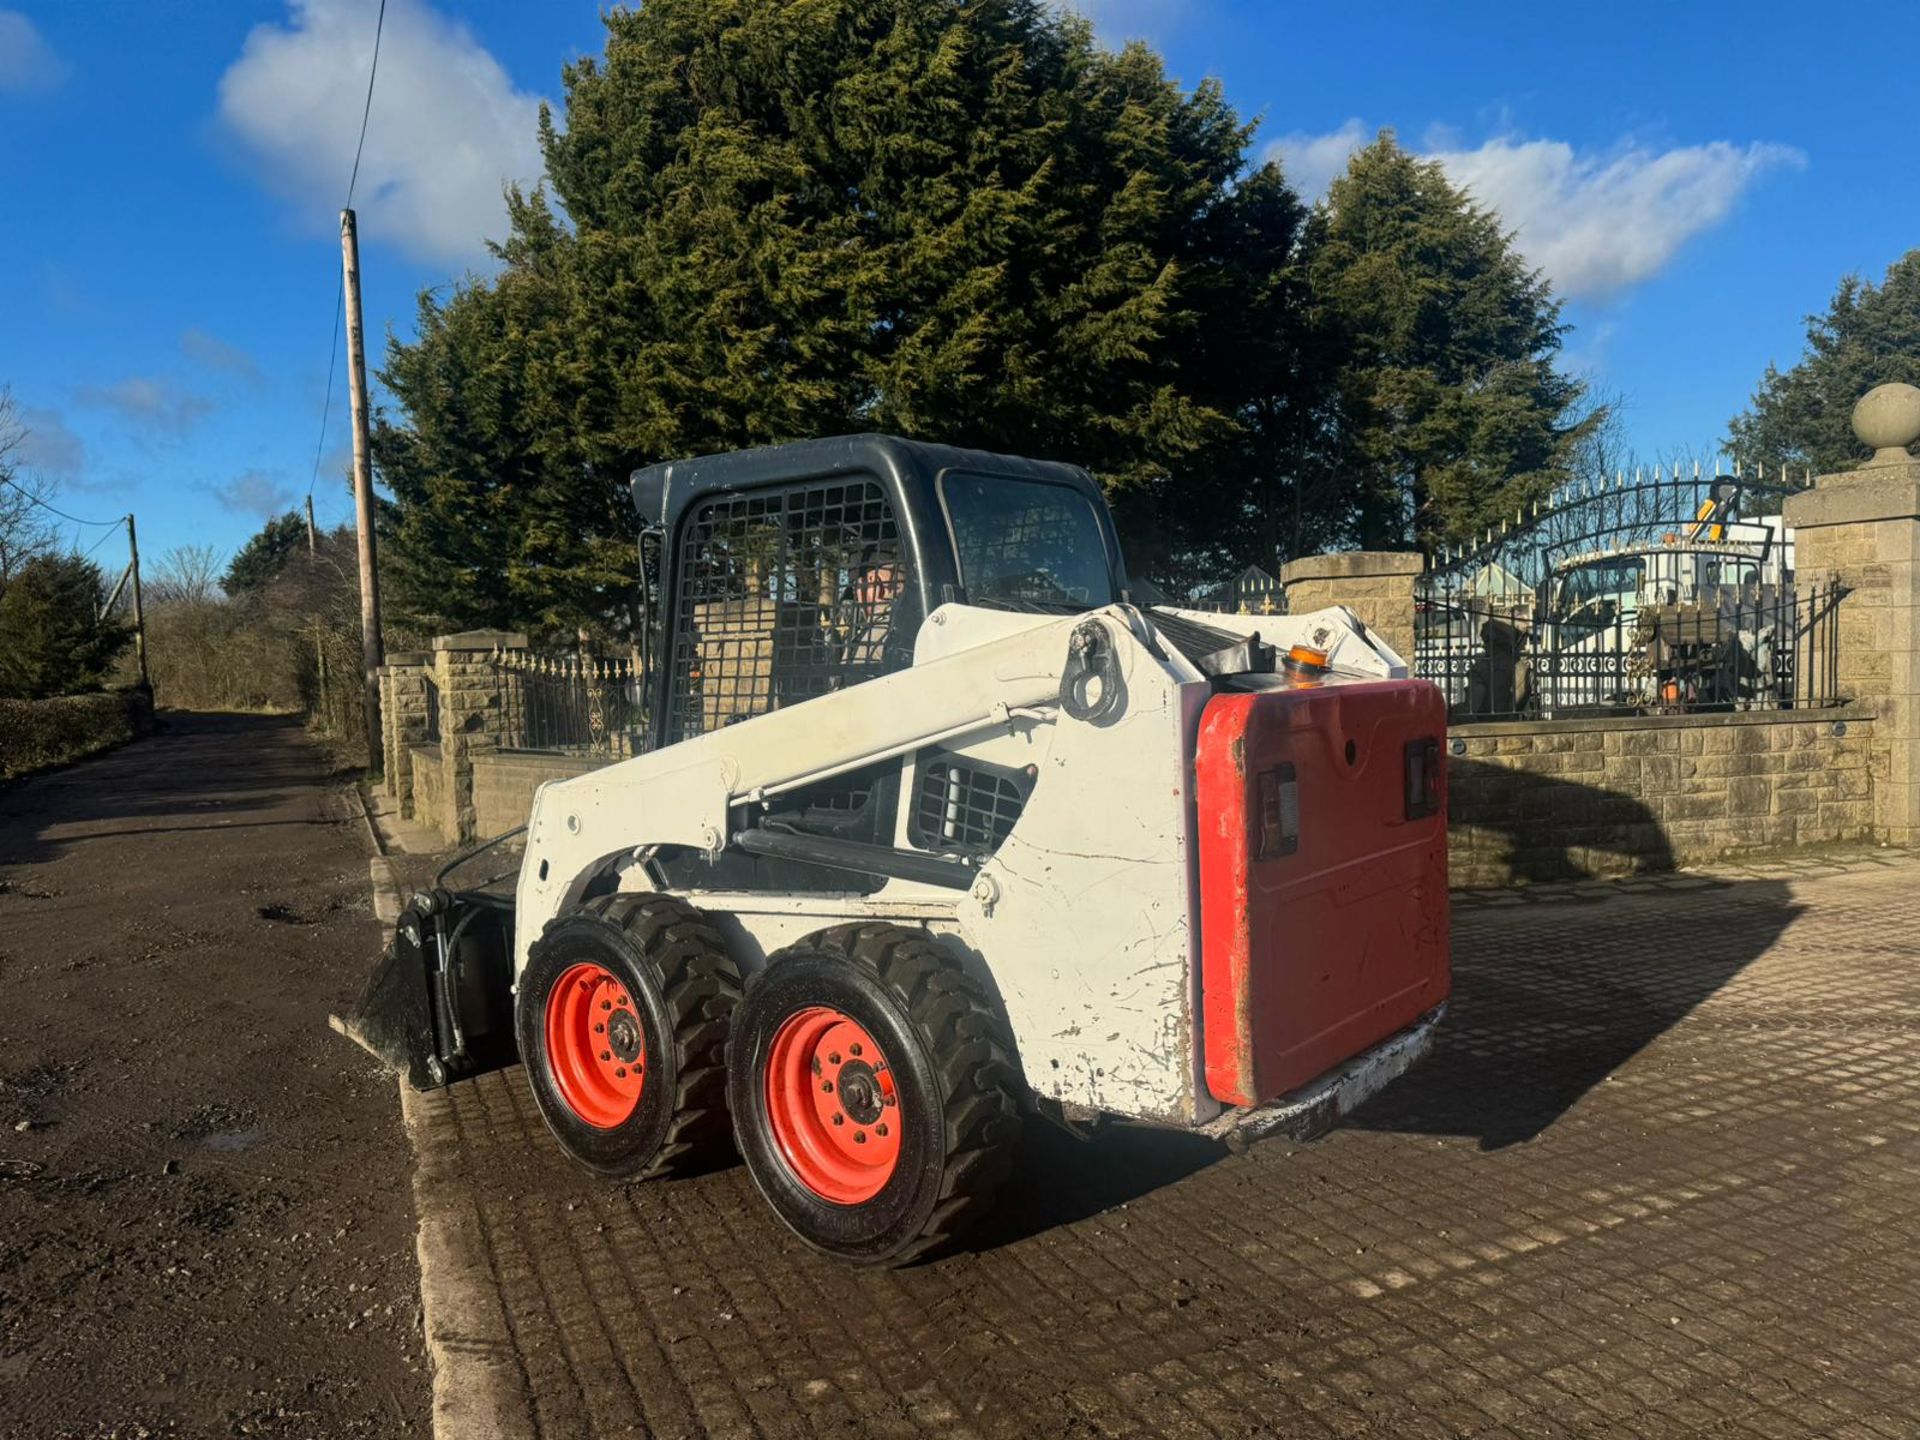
911, 757, 1027, 856
666, 480, 907, 745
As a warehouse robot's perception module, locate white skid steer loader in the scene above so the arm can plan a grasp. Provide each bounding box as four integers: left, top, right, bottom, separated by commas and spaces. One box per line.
341, 435, 1449, 1265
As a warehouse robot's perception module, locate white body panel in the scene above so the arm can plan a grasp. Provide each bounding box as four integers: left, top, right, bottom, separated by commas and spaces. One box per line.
513, 602, 1389, 1127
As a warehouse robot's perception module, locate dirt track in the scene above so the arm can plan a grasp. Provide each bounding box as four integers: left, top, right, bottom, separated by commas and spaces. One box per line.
0, 714, 427, 1438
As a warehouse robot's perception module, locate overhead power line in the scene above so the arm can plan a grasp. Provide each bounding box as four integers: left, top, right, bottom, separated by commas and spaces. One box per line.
76, 522, 126, 563
345, 0, 387, 210
0, 468, 123, 529
307, 0, 388, 504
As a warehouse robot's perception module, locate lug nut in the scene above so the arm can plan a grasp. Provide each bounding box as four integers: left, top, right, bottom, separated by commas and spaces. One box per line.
828, 1052, 841, 1065
876, 1124, 888, 1137
601, 1051, 611, 1061
822, 1081, 834, 1093
601, 1000, 611, 1011
854, 1132, 866, 1144
595, 1023, 605, 1034
831, 1114, 844, 1126
616, 1067, 627, 1078
851, 1043, 863, 1057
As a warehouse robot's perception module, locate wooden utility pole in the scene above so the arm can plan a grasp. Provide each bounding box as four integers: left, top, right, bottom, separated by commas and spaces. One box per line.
305, 493, 317, 554
341, 207, 384, 770
126, 512, 149, 690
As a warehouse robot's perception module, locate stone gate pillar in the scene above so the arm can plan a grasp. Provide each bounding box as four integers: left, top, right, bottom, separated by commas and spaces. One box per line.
1783, 382, 1920, 844
433, 630, 529, 844
1278, 551, 1424, 663
378, 651, 431, 815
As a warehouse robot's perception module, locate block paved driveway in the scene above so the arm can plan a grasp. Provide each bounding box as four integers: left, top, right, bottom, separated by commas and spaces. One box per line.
412, 857, 1920, 1439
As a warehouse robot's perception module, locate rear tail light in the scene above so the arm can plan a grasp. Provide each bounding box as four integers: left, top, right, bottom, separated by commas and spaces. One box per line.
1404, 737, 1441, 820
1255, 764, 1299, 859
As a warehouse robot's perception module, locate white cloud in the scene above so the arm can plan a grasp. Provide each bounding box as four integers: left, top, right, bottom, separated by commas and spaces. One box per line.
1268, 118, 1370, 202
1432, 135, 1802, 301
14, 406, 85, 478
0, 9, 68, 95
211, 470, 299, 519
1268, 124, 1802, 302
181, 328, 263, 384
1058, 0, 1191, 44
77, 377, 215, 436
218, 0, 547, 265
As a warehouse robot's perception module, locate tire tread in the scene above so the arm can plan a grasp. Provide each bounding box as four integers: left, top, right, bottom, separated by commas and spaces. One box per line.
802, 922, 1022, 1263
560, 892, 741, 1179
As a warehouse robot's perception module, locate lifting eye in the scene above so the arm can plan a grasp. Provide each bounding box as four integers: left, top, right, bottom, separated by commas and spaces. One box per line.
1255, 763, 1298, 860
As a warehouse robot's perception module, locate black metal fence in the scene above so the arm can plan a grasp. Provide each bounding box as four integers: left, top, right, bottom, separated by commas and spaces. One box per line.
1417, 579, 1847, 721
422, 672, 440, 746
494, 650, 647, 758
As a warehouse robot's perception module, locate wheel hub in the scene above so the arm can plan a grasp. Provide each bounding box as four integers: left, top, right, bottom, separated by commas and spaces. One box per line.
606, 1008, 642, 1063
544, 962, 645, 1129
765, 1007, 901, 1204
835, 1060, 884, 1125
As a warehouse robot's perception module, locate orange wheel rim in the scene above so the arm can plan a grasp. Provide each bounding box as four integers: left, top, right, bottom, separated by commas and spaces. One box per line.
544, 963, 645, 1129
765, 1007, 900, 1204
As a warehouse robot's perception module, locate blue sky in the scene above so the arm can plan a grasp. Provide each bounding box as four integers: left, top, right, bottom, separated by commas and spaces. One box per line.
1, 0, 1914, 568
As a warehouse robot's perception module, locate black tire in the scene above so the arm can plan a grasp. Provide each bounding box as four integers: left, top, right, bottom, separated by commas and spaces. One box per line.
727, 923, 1022, 1265
517, 892, 740, 1180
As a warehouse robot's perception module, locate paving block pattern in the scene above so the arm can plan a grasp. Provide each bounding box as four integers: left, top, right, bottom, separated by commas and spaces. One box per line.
409, 857, 1920, 1439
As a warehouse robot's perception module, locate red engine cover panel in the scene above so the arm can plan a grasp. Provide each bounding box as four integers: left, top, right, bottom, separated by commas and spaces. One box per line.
1197, 678, 1450, 1108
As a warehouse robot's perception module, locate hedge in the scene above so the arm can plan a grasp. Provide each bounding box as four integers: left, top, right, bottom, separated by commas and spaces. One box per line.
0, 689, 154, 782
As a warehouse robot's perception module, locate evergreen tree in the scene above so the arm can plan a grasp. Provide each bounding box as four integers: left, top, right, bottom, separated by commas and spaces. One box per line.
0, 554, 131, 699
1303, 133, 1598, 551
222, 512, 308, 596
375, 0, 1317, 628
1727, 249, 1920, 473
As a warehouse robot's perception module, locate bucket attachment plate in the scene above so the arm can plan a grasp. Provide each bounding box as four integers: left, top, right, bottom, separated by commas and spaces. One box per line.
332, 890, 517, 1090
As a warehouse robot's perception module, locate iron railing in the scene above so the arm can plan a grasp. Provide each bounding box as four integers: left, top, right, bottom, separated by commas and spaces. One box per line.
492, 649, 648, 758
1416, 579, 1847, 720
421, 672, 440, 746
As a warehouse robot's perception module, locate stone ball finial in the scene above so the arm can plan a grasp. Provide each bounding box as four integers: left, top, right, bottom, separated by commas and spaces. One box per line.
1852, 382, 1920, 464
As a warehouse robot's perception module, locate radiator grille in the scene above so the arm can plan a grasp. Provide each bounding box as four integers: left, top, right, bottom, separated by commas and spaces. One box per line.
912, 758, 1027, 856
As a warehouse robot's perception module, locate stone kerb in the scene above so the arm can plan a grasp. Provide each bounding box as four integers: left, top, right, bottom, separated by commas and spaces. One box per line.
1783, 381, 1920, 844
1279, 550, 1424, 661
432, 630, 530, 843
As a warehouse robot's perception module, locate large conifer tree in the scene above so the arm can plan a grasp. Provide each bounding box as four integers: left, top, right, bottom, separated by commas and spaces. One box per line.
376, 0, 1314, 631
1303, 133, 1598, 551
1727, 249, 1920, 474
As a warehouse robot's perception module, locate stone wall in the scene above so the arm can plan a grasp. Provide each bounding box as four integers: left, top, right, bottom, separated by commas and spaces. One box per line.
1449, 706, 1878, 888
471, 750, 610, 839
431, 630, 527, 844
378, 651, 431, 819
1280, 551, 1424, 661
410, 743, 446, 837
1785, 444, 1920, 844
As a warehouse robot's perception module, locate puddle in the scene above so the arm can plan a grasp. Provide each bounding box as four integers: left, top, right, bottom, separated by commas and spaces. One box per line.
202, 1130, 265, 1152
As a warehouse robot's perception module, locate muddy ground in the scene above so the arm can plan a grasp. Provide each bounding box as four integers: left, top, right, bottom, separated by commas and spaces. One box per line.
0, 714, 427, 1439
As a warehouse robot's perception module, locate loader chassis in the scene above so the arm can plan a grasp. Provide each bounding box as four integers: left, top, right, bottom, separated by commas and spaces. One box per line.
348, 434, 1450, 1264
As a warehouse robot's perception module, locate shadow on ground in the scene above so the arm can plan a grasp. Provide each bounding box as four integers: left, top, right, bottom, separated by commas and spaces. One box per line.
1354, 874, 1800, 1149
0, 712, 321, 870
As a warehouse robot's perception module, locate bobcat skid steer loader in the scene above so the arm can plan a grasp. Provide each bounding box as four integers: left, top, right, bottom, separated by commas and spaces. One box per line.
342, 435, 1449, 1264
